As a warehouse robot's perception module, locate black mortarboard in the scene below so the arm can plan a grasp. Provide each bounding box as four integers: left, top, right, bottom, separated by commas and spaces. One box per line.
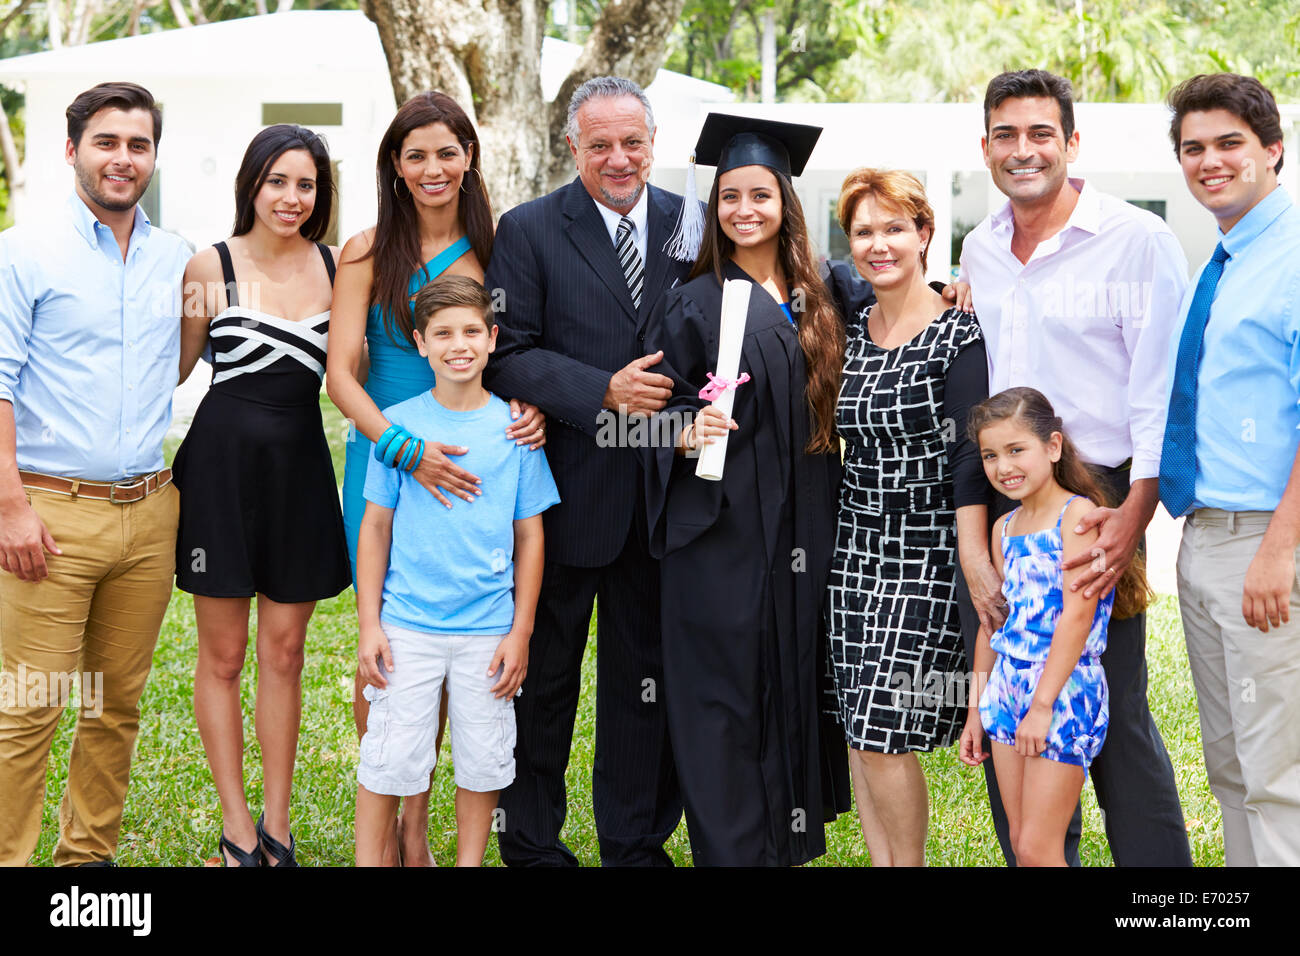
663, 113, 823, 262
692, 113, 822, 179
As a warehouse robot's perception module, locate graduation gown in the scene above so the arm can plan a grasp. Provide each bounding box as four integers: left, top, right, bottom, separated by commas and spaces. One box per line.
643, 259, 853, 866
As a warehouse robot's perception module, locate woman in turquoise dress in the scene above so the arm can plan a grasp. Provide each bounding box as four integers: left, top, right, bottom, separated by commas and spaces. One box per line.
326, 91, 544, 865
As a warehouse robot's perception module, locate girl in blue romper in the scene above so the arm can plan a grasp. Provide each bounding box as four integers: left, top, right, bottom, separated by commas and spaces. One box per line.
959, 387, 1149, 866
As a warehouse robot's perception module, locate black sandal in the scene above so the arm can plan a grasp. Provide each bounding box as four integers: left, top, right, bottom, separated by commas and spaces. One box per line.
256, 813, 299, 868
218, 832, 262, 868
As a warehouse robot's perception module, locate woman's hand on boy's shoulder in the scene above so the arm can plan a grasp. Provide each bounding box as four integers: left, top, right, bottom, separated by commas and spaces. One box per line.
489, 631, 530, 700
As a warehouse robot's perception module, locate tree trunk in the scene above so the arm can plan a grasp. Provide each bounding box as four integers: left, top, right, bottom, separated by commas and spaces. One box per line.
362, 0, 549, 213
759, 7, 775, 103
0, 99, 24, 217
168, 0, 193, 28
276, 0, 296, 11
67, 0, 86, 45
0, 0, 34, 35
255, 0, 269, 14
544, 0, 688, 191
0, 0, 33, 216
70, 0, 101, 46
47, 0, 63, 49
127, 0, 148, 35
362, 0, 686, 213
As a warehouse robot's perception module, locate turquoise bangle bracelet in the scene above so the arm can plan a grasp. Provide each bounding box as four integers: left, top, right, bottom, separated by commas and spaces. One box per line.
374, 425, 402, 464
381, 432, 408, 468
397, 436, 419, 471
405, 438, 424, 472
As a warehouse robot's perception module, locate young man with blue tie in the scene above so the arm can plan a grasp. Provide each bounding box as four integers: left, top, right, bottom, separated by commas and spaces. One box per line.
1159, 72, 1300, 867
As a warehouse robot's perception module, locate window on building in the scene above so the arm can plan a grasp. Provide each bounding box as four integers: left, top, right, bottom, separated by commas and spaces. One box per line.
826, 197, 850, 263
141, 170, 161, 226
261, 103, 344, 126
1127, 199, 1167, 220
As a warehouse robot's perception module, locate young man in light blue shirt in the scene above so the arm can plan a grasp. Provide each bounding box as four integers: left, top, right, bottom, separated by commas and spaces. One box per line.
354, 275, 559, 867
1159, 72, 1300, 866
0, 82, 191, 867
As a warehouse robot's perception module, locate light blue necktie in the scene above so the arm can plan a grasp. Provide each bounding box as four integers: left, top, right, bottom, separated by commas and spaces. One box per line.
1159, 243, 1229, 517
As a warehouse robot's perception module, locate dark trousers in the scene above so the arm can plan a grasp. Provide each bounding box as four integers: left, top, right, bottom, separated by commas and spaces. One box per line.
497, 523, 681, 866
957, 467, 1192, 866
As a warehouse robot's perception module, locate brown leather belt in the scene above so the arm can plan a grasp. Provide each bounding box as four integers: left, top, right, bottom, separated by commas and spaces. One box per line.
19, 469, 173, 504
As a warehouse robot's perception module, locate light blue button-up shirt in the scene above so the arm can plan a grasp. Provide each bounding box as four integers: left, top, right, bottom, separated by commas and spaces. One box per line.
1170, 185, 1300, 513
0, 194, 191, 481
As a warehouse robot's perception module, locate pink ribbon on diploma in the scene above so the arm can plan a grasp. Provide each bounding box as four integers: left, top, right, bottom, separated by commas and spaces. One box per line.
698, 372, 750, 402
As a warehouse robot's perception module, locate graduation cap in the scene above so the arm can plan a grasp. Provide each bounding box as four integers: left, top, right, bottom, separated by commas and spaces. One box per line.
663, 113, 823, 263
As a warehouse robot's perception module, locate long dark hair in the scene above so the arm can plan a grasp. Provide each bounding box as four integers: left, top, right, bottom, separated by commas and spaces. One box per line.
365, 91, 494, 346
690, 170, 844, 453
968, 387, 1152, 619
232, 124, 333, 241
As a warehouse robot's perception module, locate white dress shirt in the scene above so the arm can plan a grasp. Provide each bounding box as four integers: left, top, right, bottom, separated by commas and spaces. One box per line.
959, 178, 1189, 479
592, 187, 649, 264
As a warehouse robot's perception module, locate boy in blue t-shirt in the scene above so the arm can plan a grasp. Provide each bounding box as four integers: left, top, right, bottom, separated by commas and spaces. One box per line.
354, 274, 559, 867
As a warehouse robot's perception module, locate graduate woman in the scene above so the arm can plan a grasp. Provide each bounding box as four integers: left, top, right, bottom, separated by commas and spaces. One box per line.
644, 115, 851, 866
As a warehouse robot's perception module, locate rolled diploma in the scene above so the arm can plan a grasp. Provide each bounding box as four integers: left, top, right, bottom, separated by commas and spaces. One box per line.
695, 278, 751, 481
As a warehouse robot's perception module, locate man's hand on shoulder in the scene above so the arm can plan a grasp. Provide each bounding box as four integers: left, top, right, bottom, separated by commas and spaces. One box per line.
604, 351, 673, 417
506, 399, 547, 449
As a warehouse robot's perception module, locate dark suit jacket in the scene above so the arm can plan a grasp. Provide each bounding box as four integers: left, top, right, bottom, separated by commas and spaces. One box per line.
484, 178, 692, 567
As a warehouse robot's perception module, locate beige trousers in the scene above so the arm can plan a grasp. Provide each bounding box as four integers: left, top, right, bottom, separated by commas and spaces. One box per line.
1176, 509, 1300, 866
0, 483, 178, 866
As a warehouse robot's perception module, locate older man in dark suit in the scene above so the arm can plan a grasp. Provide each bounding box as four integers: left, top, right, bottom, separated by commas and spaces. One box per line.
483, 76, 690, 866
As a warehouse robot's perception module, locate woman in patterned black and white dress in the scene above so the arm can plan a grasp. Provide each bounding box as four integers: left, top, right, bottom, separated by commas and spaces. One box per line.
826, 169, 991, 865
176, 126, 351, 867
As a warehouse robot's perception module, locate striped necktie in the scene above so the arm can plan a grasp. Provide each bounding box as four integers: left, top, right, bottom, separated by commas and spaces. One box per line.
615, 216, 644, 310
1158, 242, 1230, 517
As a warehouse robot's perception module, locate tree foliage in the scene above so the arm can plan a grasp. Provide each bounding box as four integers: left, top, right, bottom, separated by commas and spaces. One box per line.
1, 0, 1296, 222
659, 0, 863, 99
656, 0, 1300, 103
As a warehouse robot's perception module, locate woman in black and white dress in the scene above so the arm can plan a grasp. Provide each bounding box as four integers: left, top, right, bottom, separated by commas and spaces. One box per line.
826, 168, 990, 866
175, 125, 350, 867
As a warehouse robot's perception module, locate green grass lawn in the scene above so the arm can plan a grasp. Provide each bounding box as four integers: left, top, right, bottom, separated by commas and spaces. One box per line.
26, 395, 1222, 866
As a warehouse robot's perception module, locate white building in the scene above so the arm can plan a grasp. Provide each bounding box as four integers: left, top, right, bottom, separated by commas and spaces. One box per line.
0, 9, 732, 251
1, 10, 1296, 279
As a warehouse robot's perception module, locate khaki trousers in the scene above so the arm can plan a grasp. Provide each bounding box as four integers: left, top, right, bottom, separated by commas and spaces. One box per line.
1176, 509, 1300, 866
0, 482, 178, 866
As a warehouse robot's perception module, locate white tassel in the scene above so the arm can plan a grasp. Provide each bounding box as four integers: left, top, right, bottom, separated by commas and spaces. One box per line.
663, 151, 704, 263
